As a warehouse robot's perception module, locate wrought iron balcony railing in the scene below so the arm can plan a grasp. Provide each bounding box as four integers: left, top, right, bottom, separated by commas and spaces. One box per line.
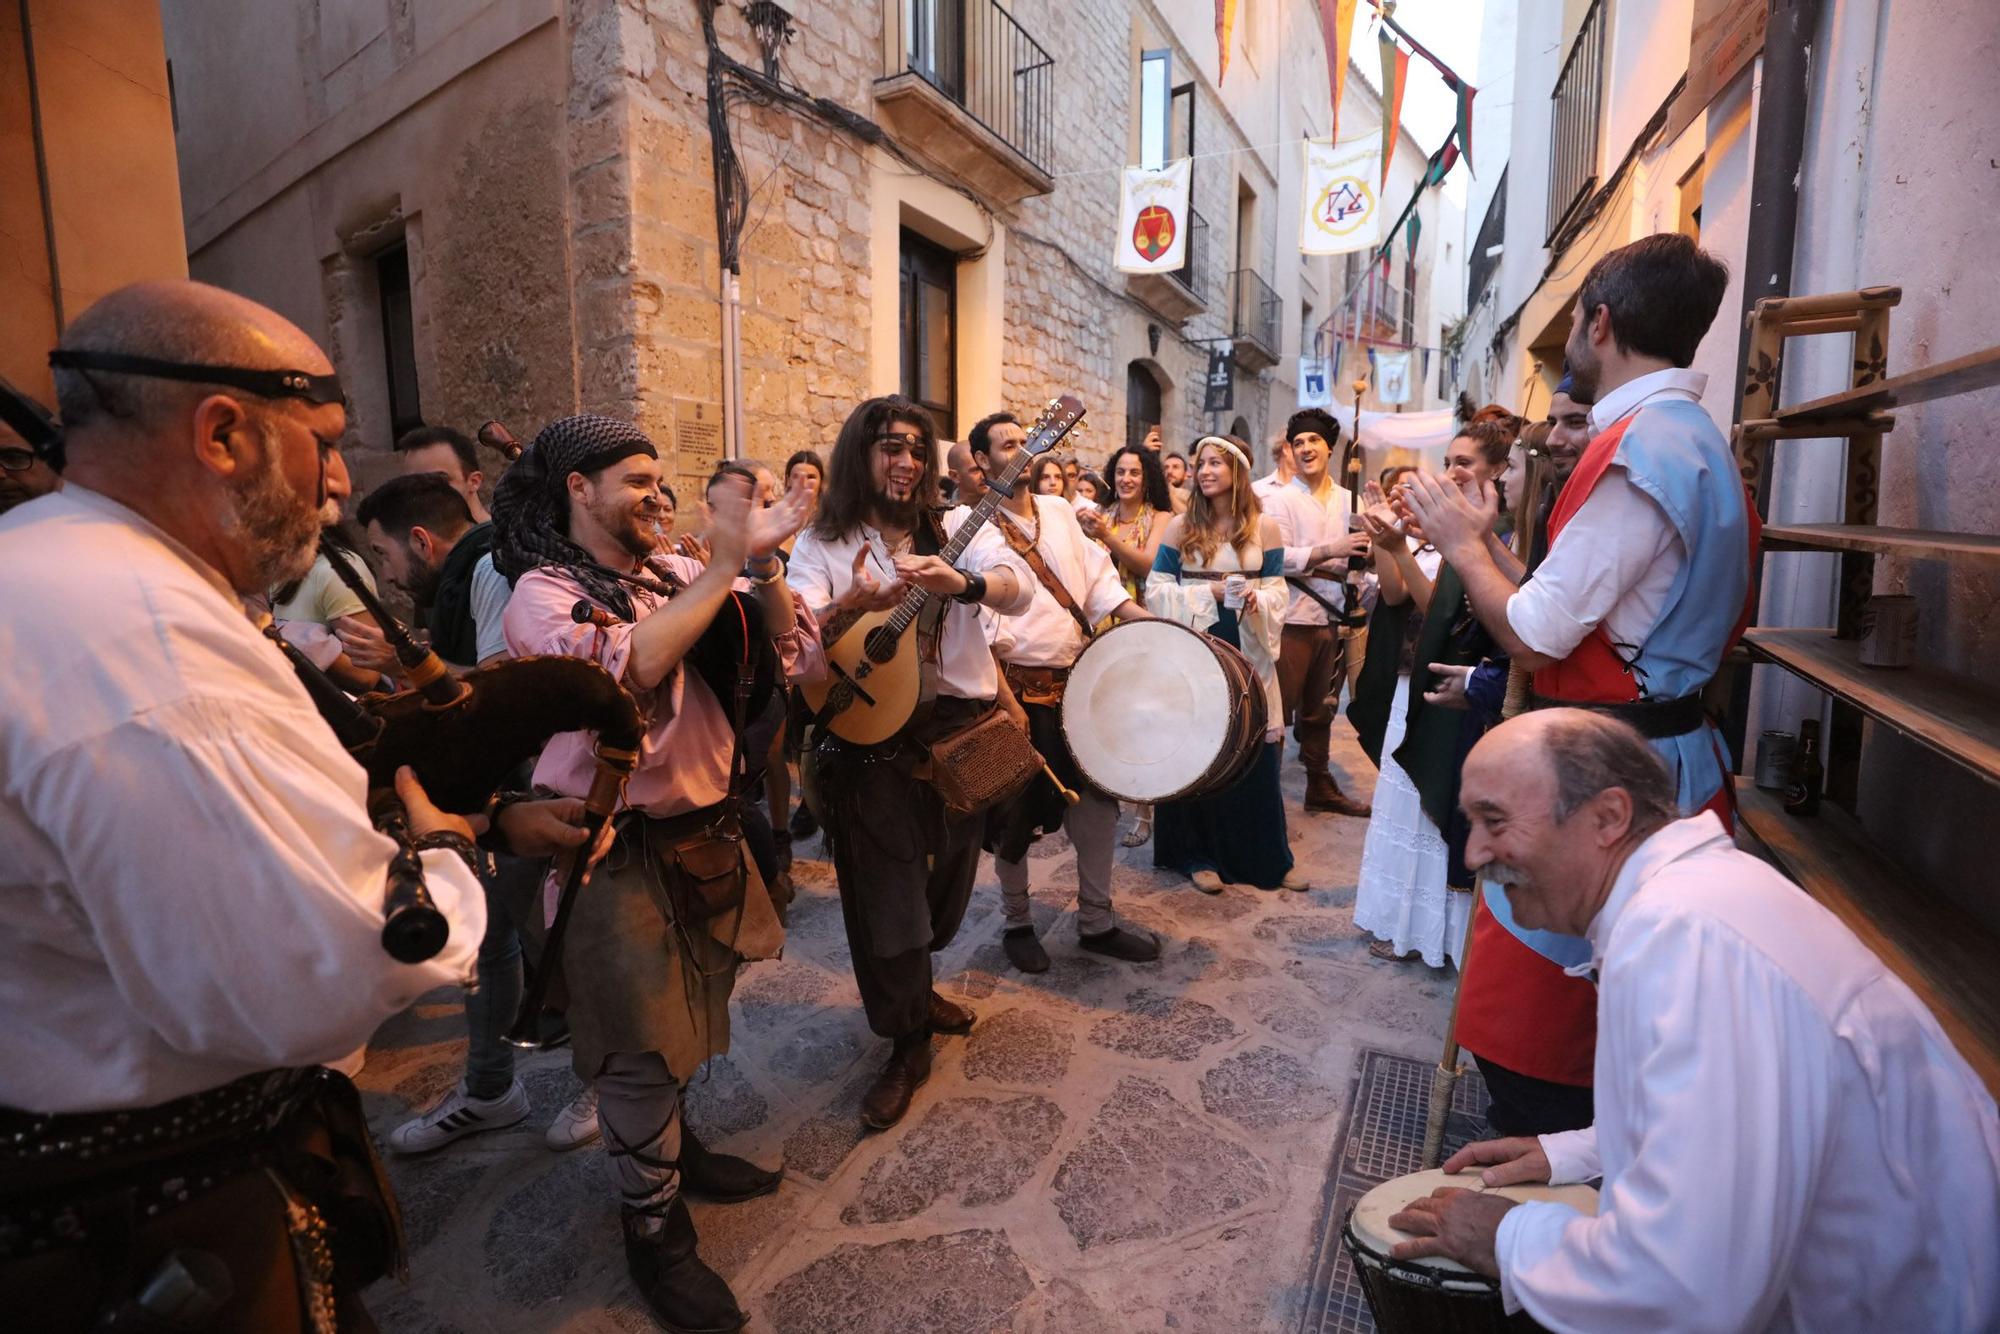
884, 0, 1055, 175
1232, 267, 1280, 361
1546, 0, 1605, 244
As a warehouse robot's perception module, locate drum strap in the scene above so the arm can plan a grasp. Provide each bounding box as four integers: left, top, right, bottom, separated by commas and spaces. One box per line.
998, 515, 1095, 641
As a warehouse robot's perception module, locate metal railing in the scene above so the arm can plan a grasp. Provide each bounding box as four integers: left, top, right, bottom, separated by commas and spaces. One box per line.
1546, 0, 1605, 243
882, 0, 1056, 175
1467, 167, 1507, 309
1172, 207, 1208, 299
1232, 267, 1279, 356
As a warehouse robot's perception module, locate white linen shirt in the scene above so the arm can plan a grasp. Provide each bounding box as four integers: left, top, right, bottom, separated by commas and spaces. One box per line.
0, 487, 486, 1113
1262, 476, 1357, 626
1505, 368, 1701, 661
785, 505, 1032, 701
1495, 813, 2000, 1333
989, 495, 1130, 669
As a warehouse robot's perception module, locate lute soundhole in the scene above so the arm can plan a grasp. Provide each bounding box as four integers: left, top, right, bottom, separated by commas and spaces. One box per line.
863, 625, 900, 664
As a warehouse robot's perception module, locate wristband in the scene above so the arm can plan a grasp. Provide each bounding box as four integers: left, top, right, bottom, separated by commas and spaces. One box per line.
952, 568, 987, 604
744, 553, 784, 585
413, 829, 486, 878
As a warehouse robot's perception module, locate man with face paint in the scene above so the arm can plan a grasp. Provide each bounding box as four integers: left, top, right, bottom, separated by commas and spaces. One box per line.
1401, 233, 1758, 1136
786, 395, 1033, 1133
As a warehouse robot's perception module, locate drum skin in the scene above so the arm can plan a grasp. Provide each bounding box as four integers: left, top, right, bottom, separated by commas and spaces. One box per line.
1342, 1169, 1599, 1333
1060, 620, 1267, 804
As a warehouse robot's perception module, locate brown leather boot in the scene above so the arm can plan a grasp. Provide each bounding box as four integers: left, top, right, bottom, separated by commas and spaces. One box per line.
927, 990, 975, 1035
1305, 773, 1371, 817
860, 1031, 932, 1130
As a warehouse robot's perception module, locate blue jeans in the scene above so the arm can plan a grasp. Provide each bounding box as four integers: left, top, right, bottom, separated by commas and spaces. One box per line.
462, 859, 529, 1100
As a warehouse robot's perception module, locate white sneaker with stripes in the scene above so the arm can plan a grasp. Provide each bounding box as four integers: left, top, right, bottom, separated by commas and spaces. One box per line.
386, 1078, 530, 1154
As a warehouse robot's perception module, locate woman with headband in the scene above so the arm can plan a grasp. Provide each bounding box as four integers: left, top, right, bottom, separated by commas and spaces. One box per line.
1143, 435, 1306, 892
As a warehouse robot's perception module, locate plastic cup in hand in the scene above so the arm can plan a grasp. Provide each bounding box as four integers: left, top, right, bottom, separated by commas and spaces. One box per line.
1223, 574, 1246, 609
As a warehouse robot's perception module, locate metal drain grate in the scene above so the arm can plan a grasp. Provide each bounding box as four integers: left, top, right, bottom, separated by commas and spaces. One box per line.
1296, 1050, 1493, 1334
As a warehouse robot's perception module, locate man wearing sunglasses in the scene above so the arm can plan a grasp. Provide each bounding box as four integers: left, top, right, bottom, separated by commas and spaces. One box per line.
0, 280, 508, 1330
0, 429, 60, 516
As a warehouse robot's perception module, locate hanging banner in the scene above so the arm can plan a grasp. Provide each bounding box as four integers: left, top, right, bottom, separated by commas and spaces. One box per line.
1375, 349, 1413, 405
1204, 347, 1235, 413
1300, 138, 1382, 255
1298, 356, 1333, 408
1114, 158, 1193, 274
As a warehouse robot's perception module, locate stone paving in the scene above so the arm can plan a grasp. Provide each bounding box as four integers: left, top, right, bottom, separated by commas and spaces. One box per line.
356, 727, 1459, 1332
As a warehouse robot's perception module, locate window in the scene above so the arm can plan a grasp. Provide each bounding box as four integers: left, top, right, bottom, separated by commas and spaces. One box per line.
1139, 49, 1171, 168
1125, 361, 1162, 451
899, 229, 957, 440
905, 0, 964, 99
1301, 299, 1316, 358
1400, 254, 1417, 346
376, 243, 422, 437
1678, 155, 1706, 241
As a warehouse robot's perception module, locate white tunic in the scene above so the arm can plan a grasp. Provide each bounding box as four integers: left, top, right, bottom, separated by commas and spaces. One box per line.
1496, 813, 2000, 1332
1505, 368, 1701, 660
785, 505, 1032, 701
989, 495, 1131, 669
1262, 476, 1358, 626
0, 487, 486, 1113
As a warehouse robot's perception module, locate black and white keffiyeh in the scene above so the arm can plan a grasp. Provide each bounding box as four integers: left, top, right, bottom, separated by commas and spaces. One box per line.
490, 413, 659, 619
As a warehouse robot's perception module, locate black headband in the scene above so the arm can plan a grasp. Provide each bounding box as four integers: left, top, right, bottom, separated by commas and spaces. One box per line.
48, 350, 347, 408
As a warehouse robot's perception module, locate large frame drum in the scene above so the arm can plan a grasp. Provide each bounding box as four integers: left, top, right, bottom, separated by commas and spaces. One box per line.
1059, 619, 1266, 804
1341, 1168, 1599, 1333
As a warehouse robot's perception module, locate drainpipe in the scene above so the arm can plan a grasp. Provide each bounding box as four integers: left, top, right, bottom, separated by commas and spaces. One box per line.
1721, 0, 1821, 763
720, 266, 745, 462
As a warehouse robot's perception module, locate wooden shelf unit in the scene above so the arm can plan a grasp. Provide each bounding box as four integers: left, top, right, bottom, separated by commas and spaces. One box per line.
1729, 286, 2000, 1088
1759, 524, 2000, 565
1741, 628, 2000, 784
1736, 783, 2000, 1096
1773, 345, 2000, 426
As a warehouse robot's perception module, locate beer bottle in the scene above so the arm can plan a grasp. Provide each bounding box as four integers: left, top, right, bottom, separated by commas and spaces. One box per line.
1783, 718, 1823, 816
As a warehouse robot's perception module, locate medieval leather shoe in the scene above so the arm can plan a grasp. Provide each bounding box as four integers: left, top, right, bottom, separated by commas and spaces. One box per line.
1305, 776, 1371, 817
1079, 925, 1160, 962
1003, 925, 1051, 974
679, 1124, 782, 1203
927, 990, 975, 1035
622, 1197, 746, 1334
860, 1033, 932, 1130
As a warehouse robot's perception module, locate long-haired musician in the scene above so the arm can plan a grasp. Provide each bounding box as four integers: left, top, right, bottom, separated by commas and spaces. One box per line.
784, 395, 1032, 1132
969, 411, 1159, 974
0, 281, 490, 1330
1144, 436, 1306, 892
489, 414, 816, 1333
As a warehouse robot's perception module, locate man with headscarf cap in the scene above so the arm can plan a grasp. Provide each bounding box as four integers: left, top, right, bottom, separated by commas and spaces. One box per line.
492, 414, 818, 1333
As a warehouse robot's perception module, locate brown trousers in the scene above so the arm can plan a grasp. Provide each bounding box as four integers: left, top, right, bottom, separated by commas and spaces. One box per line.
1277, 623, 1345, 778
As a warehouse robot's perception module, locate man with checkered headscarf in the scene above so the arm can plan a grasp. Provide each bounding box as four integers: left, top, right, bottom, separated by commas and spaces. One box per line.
485, 414, 820, 1332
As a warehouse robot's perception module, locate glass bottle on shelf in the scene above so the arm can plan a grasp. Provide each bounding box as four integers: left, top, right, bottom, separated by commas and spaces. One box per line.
1784, 718, 1823, 816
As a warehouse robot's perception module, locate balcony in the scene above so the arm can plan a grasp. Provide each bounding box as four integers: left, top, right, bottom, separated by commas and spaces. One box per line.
1125, 206, 1207, 323
1546, 0, 1605, 244
1230, 268, 1280, 372
875, 0, 1056, 206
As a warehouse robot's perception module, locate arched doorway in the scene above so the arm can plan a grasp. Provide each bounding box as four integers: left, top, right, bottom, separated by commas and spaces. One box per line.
1228, 415, 1249, 441
1126, 360, 1164, 451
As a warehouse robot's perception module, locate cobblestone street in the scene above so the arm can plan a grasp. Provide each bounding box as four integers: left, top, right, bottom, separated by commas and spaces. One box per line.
357, 728, 1459, 1332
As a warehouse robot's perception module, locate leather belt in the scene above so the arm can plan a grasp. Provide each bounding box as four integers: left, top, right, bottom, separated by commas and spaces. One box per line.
1527, 690, 1709, 739
1003, 663, 1070, 708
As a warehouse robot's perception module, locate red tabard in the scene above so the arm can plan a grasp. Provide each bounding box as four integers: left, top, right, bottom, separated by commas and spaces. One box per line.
1452, 419, 1635, 1088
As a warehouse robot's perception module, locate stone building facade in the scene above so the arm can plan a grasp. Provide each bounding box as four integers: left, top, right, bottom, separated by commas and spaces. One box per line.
162, 0, 1462, 497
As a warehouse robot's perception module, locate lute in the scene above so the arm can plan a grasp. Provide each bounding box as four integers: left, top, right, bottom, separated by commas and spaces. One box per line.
801, 394, 1086, 744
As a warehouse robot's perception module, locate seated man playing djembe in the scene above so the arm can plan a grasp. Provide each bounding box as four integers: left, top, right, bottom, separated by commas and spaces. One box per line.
1389, 710, 2000, 1333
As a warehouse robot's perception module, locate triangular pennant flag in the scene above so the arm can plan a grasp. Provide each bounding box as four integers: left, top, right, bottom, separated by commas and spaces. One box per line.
1405, 209, 1421, 256
1215, 0, 1239, 84
1377, 15, 1408, 189
1321, 0, 1358, 141
1425, 138, 1460, 186
1455, 82, 1477, 174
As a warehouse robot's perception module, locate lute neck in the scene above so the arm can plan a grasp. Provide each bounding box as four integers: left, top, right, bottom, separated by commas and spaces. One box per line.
881, 444, 1042, 633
